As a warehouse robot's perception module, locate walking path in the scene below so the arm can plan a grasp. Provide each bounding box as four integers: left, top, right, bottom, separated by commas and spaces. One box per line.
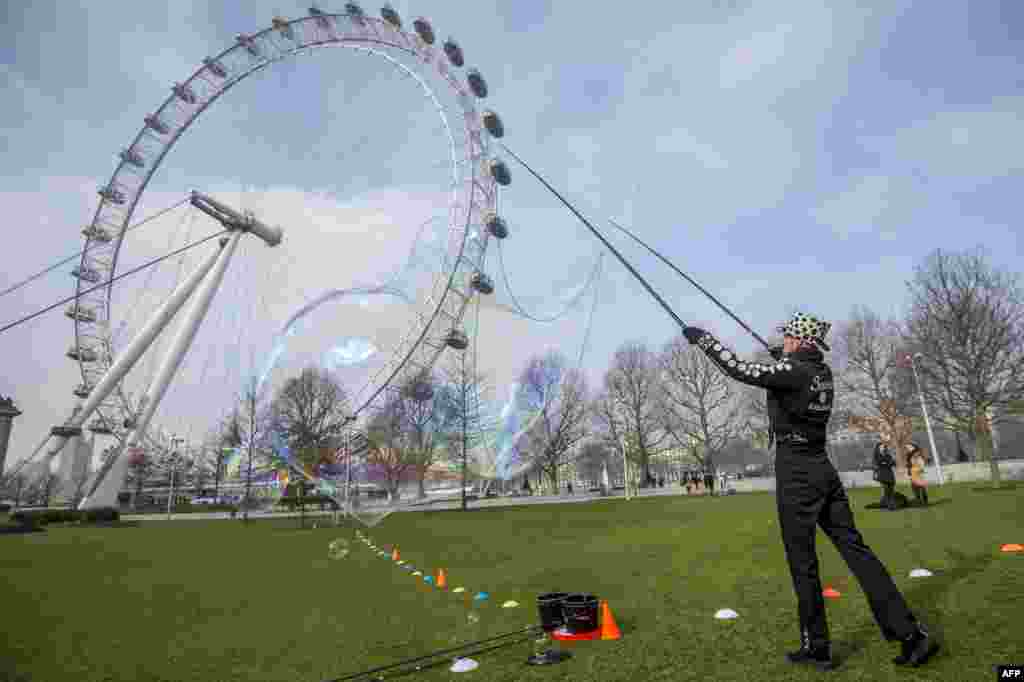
124, 486, 712, 521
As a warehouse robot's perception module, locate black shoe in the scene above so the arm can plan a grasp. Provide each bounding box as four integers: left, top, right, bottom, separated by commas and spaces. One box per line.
893, 623, 939, 666
787, 637, 836, 671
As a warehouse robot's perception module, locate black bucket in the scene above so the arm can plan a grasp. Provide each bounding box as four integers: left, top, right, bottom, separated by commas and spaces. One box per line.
536, 592, 569, 632
562, 593, 599, 634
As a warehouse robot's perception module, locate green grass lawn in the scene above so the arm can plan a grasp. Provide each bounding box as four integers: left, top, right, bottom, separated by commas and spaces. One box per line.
2, 483, 1021, 682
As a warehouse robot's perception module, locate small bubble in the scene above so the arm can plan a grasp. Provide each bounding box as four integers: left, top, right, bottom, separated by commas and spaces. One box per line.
327, 538, 351, 560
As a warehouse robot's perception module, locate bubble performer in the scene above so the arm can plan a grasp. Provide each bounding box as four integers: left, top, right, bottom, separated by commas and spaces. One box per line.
682, 313, 938, 670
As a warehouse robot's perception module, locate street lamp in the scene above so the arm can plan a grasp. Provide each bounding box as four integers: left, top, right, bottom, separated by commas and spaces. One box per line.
167, 437, 185, 518
907, 353, 945, 485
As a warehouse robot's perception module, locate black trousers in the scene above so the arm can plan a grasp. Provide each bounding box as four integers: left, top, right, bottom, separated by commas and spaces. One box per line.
775, 447, 917, 647
880, 480, 896, 509
912, 484, 928, 505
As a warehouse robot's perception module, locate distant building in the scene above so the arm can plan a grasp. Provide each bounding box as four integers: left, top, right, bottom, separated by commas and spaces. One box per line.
0, 395, 22, 477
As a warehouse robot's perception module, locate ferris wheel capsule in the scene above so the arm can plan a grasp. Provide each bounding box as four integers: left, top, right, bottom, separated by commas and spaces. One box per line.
144, 114, 170, 135
403, 377, 435, 402
442, 38, 464, 67
445, 329, 469, 351
236, 34, 261, 58
381, 4, 402, 28
119, 148, 145, 167
344, 2, 366, 23
484, 212, 508, 239
481, 110, 504, 138
467, 69, 488, 98
82, 225, 113, 242
67, 346, 99, 362
202, 57, 228, 78
470, 271, 494, 295
172, 82, 197, 104
72, 265, 102, 282
65, 304, 97, 322
272, 16, 295, 40
413, 17, 435, 45
98, 185, 126, 204
488, 159, 511, 186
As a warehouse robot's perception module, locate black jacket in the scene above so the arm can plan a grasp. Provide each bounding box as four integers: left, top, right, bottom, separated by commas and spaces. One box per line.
693, 332, 834, 453
873, 443, 896, 483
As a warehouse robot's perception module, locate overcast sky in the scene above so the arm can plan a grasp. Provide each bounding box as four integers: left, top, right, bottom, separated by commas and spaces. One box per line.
1, 1, 1021, 471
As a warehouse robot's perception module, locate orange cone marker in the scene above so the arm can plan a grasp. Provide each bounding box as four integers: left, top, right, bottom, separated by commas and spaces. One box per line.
823, 586, 841, 598
599, 601, 621, 640
1001, 543, 1023, 553
392, 547, 400, 561
437, 568, 447, 589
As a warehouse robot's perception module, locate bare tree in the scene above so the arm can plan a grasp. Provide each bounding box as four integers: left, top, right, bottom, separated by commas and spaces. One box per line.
832, 306, 919, 466
659, 336, 743, 476
237, 375, 274, 520
65, 467, 92, 510
516, 351, 589, 493
34, 471, 61, 507
594, 342, 669, 487
575, 441, 611, 490
437, 354, 492, 509
364, 396, 416, 501
126, 447, 154, 510
0, 471, 29, 508
903, 247, 1024, 484
217, 411, 244, 503
273, 367, 351, 453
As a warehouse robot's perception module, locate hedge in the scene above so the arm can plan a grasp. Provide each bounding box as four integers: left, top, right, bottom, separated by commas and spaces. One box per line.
11, 507, 120, 526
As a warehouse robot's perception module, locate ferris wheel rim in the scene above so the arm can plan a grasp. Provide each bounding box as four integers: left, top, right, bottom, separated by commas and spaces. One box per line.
69, 9, 504, 442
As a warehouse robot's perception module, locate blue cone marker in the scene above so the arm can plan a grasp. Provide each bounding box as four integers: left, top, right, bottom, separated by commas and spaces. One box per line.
424, 575, 434, 583
474, 592, 489, 601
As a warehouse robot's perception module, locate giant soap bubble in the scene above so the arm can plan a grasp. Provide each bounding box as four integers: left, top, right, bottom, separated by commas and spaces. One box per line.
241, 184, 606, 520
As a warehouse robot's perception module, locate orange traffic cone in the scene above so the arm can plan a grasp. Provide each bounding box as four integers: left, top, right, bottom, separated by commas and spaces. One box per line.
822, 586, 841, 598
392, 547, 400, 561
1001, 543, 1023, 553
599, 601, 621, 640
437, 569, 447, 589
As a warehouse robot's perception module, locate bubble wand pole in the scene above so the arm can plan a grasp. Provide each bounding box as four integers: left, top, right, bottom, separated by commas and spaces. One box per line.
606, 218, 772, 351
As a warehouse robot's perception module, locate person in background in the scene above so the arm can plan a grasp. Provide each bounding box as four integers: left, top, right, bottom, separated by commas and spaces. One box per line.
704, 469, 715, 495
906, 443, 928, 507
873, 439, 897, 510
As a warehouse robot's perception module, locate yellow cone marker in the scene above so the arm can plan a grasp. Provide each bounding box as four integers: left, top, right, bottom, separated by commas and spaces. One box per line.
501, 600, 519, 608
452, 587, 465, 593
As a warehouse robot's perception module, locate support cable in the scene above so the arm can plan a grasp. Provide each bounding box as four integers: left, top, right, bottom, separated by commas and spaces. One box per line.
0, 197, 191, 299
0, 229, 230, 336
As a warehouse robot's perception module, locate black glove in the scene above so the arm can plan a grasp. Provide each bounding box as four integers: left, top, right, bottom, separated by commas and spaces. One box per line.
683, 326, 707, 345
769, 345, 784, 360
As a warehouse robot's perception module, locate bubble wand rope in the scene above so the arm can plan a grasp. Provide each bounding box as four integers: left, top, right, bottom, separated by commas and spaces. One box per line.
606, 218, 773, 351
499, 143, 689, 331
326, 625, 542, 681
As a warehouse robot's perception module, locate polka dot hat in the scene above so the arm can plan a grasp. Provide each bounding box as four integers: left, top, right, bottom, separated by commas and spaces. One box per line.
777, 312, 831, 351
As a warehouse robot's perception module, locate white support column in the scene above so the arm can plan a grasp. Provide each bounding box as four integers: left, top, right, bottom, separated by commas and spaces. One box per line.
44, 242, 226, 475
80, 233, 242, 509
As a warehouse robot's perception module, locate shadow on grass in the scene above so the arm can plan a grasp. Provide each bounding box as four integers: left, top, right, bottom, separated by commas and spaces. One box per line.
845, 547, 993, 659
863, 498, 953, 511
0, 524, 46, 535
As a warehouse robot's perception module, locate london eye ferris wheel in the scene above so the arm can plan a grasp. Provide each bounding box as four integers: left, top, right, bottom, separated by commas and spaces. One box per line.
38, 4, 516, 509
